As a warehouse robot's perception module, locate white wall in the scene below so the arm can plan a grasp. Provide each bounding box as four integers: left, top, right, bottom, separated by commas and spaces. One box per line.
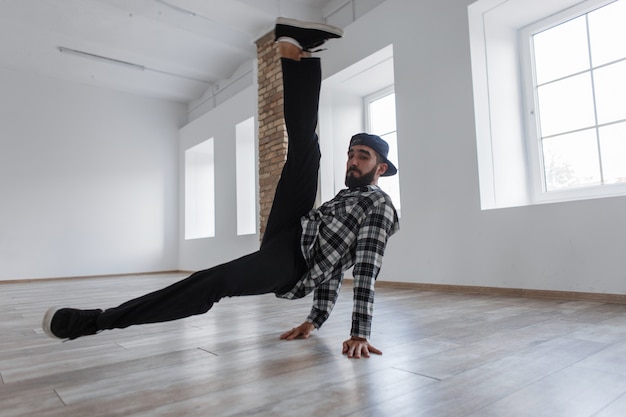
318, 0, 626, 294
0, 67, 186, 280
178, 86, 259, 272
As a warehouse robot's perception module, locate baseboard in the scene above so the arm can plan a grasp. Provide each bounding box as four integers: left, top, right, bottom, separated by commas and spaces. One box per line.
0, 270, 186, 285
364, 279, 626, 305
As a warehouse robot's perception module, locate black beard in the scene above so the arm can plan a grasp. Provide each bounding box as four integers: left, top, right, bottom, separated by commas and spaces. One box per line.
345, 165, 378, 190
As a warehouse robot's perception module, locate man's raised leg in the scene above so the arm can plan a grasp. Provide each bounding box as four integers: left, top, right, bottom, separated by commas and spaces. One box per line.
261, 19, 343, 247
261, 54, 322, 247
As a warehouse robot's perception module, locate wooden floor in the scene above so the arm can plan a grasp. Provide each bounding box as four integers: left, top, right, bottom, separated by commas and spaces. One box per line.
2, 273, 626, 417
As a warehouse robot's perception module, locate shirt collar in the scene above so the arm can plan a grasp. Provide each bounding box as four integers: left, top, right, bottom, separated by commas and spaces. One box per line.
346, 184, 379, 193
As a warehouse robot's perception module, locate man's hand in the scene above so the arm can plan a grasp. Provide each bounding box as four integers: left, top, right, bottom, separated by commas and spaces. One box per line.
342, 336, 382, 358
280, 322, 315, 340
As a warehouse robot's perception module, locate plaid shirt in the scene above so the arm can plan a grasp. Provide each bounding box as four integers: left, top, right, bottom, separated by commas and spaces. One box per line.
277, 185, 399, 338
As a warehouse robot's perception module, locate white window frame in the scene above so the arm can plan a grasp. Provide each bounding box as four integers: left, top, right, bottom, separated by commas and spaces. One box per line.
520, 0, 626, 204
468, 0, 626, 209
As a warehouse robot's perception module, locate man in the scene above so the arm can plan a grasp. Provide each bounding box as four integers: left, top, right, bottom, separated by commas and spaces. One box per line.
43, 18, 399, 359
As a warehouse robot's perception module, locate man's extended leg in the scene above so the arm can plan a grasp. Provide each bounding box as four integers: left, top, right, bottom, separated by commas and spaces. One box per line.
95, 226, 305, 332
43, 226, 306, 340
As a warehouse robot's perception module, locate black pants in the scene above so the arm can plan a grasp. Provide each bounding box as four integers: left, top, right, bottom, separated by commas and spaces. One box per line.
97, 58, 322, 330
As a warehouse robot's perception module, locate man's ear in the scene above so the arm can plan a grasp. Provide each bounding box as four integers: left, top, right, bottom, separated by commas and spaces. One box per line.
377, 163, 389, 177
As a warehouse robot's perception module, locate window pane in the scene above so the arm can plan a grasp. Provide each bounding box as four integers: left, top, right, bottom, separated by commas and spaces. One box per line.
366, 89, 401, 215
533, 16, 589, 85
594, 60, 626, 125
236, 117, 256, 236
599, 122, 626, 184
542, 129, 601, 191
537, 73, 595, 137
588, 0, 626, 66
369, 93, 396, 135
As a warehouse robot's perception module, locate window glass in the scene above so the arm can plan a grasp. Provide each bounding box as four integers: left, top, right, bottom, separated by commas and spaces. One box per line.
366, 90, 401, 215
536, 73, 595, 137
369, 93, 397, 135
588, 0, 626, 66
542, 129, 600, 191
185, 139, 215, 239
593, 61, 626, 124
533, 16, 589, 84
599, 122, 626, 184
235, 117, 256, 236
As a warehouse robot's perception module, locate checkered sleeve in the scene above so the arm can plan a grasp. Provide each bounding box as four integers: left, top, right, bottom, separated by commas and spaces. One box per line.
306, 266, 343, 329
351, 200, 397, 338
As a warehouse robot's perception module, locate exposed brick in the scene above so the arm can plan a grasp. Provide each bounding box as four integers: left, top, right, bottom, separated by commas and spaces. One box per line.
256, 33, 287, 242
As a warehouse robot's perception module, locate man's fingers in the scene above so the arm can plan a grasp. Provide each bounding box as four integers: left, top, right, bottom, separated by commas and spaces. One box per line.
280, 328, 296, 339
288, 330, 303, 340
280, 326, 311, 340
348, 344, 356, 358
279, 329, 293, 339
344, 342, 361, 358
361, 346, 370, 358
368, 345, 383, 355
342, 339, 383, 358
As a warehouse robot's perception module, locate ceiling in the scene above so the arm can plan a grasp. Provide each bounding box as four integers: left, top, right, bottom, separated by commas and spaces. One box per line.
0, 0, 336, 104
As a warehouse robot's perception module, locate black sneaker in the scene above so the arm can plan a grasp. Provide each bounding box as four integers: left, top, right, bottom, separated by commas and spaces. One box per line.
275, 17, 343, 52
42, 307, 103, 340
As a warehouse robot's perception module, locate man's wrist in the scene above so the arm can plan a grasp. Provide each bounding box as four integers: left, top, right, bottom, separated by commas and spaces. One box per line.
350, 336, 367, 341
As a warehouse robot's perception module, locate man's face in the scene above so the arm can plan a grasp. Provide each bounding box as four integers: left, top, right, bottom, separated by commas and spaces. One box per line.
344, 145, 388, 189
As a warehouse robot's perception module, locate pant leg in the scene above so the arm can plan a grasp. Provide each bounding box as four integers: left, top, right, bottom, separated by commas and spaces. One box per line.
97, 226, 306, 330
261, 57, 322, 247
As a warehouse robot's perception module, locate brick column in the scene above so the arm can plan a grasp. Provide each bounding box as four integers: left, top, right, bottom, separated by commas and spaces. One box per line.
256, 31, 287, 241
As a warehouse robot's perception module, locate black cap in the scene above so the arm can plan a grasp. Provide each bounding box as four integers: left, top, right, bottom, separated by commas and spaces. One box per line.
349, 133, 398, 177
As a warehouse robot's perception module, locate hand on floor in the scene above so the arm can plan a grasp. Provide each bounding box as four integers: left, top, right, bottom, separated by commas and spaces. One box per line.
280, 322, 315, 340
342, 337, 382, 359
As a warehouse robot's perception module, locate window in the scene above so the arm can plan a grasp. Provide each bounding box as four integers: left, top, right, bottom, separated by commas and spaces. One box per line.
468, 0, 626, 208
235, 117, 257, 236
365, 87, 401, 215
521, 0, 626, 200
185, 138, 215, 239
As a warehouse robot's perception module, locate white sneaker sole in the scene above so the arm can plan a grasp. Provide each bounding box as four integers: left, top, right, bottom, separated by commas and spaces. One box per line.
42, 306, 64, 339
276, 17, 344, 38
